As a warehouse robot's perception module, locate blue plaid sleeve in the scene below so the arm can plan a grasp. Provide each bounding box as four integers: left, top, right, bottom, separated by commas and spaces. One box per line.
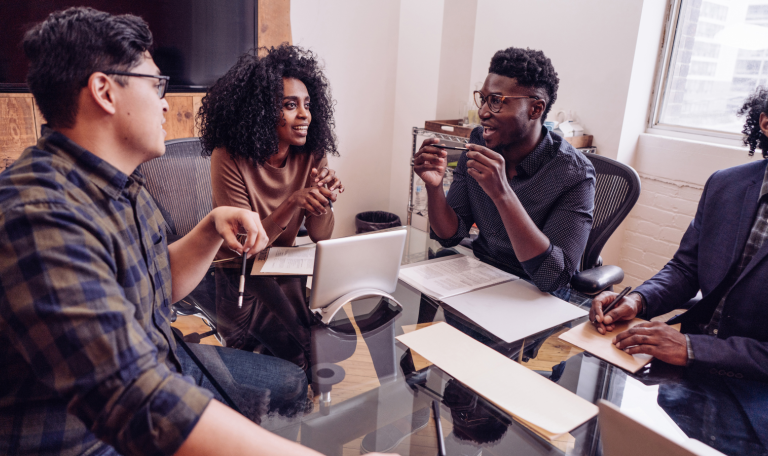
0, 202, 212, 456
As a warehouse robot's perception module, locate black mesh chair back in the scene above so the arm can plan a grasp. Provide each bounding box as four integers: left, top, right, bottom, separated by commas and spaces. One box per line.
581, 153, 641, 270
138, 138, 213, 239
138, 137, 218, 340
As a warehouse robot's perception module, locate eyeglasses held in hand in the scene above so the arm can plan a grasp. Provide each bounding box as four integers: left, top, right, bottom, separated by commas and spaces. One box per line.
102, 71, 170, 99
473, 91, 539, 113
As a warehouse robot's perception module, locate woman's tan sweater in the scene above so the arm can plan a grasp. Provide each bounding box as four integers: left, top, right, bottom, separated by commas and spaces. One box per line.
210, 147, 334, 266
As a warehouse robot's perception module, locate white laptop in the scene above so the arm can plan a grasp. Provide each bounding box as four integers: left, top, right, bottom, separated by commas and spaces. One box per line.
309, 228, 407, 324
598, 400, 725, 456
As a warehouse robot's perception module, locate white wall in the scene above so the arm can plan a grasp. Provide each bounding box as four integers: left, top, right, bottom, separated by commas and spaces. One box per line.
292, 0, 757, 289
466, 0, 668, 268
435, 0, 478, 119
469, 0, 647, 161
387, 0, 446, 224
293, 0, 665, 241
291, 0, 402, 237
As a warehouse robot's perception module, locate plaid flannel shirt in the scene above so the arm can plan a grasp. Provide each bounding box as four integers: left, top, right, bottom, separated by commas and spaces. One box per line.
0, 128, 212, 456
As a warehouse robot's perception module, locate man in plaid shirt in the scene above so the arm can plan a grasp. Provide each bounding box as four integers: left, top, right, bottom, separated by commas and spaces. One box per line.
0, 7, 398, 456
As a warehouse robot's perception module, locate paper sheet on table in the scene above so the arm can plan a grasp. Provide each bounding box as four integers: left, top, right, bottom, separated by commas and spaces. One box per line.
559, 319, 654, 373
396, 322, 598, 438
252, 246, 315, 275
441, 280, 588, 343
398, 255, 517, 299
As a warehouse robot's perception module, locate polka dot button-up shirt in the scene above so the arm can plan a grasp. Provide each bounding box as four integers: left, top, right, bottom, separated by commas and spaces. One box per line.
432, 127, 596, 292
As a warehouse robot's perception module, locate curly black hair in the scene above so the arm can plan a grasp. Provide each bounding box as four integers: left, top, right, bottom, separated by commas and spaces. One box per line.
737, 87, 768, 158
488, 47, 559, 122
198, 44, 338, 165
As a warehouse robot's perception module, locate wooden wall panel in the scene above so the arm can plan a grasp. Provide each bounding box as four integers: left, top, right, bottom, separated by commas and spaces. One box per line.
0, 95, 37, 171
33, 99, 46, 137
164, 95, 195, 140
258, 0, 292, 53
192, 95, 204, 137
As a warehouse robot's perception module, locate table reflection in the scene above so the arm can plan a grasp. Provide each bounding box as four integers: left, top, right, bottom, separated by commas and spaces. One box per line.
656, 376, 768, 455
288, 227, 768, 455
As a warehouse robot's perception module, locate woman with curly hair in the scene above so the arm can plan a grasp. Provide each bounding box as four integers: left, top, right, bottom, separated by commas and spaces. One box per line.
738, 86, 768, 157
198, 44, 343, 373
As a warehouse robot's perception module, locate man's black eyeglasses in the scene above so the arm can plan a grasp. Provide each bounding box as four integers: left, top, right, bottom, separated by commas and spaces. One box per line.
473, 91, 539, 113
102, 71, 170, 99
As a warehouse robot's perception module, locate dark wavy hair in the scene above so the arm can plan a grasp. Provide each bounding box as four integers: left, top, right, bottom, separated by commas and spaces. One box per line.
488, 47, 559, 122
23, 7, 152, 128
198, 44, 338, 165
737, 87, 768, 158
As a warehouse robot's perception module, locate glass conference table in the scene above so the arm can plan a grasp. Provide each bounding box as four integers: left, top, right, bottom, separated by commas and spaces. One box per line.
250, 227, 768, 456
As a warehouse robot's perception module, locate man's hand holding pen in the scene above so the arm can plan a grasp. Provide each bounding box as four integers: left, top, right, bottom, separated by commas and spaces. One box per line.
590, 288, 688, 366
589, 288, 641, 334
413, 138, 448, 188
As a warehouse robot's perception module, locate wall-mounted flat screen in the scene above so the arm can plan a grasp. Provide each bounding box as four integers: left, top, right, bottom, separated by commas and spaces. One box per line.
0, 0, 257, 92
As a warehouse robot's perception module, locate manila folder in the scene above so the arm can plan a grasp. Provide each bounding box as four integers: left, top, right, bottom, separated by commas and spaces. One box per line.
559, 319, 653, 373
396, 322, 597, 437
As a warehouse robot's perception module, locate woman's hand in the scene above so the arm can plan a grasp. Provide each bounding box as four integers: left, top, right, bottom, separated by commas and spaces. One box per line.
312, 167, 344, 193
290, 186, 335, 217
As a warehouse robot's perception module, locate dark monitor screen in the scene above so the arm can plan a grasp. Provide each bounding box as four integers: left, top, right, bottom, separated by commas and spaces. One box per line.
0, 1, 257, 92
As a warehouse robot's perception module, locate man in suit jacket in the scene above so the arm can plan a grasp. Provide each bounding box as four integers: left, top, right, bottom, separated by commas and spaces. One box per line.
590, 90, 768, 381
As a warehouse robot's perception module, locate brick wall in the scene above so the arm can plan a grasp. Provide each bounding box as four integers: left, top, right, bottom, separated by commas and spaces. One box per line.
618, 174, 704, 287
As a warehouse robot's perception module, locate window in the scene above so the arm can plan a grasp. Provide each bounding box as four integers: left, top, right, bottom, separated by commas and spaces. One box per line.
651, 0, 768, 138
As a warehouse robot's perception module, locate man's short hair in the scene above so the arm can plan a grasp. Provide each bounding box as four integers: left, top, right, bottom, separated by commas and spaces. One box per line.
488, 47, 559, 122
22, 7, 153, 128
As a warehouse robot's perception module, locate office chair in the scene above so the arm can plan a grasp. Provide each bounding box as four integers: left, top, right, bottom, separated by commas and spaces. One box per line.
569, 153, 641, 295
138, 137, 219, 342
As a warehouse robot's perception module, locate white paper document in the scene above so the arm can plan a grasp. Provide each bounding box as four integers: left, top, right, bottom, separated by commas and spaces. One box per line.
398, 255, 517, 299
259, 246, 316, 275
396, 323, 598, 438
442, 280, 588, 343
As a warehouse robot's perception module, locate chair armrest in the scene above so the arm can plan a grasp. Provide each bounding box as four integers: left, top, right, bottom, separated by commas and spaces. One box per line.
570, 265, 625, 295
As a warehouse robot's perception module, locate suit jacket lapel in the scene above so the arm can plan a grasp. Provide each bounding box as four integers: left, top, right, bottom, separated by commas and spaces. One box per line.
731, 162, 768, 284
730, 182, 761, 268
739, 235, 768, 283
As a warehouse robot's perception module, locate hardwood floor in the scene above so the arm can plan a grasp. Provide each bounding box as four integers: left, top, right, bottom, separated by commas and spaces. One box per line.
171, 315, 222, 346
521, 327, 584, 371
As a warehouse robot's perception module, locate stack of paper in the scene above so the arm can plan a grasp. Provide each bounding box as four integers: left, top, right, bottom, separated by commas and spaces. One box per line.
397, 322, 598, 439
441, 280, 588, 343
398, 255, 517, 299
251, 245, 316, 276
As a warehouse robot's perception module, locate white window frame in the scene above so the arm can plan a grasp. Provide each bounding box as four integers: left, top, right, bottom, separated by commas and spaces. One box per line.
647, 0, 746, 146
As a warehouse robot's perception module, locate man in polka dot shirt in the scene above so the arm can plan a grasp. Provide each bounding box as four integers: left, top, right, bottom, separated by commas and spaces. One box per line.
414, 47, 595, 299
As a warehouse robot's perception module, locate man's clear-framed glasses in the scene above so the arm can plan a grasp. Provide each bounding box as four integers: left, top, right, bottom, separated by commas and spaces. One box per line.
473, 91, 539, 113
102, 71, 170, 99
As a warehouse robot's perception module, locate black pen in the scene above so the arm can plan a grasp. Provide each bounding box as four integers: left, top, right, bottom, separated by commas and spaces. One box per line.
433, 144, 468, 151
599, 286, 632, 321
238, 248, 248, 308
432, 400, 446, 456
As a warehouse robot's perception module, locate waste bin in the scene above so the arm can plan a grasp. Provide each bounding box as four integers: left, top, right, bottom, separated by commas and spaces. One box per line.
354, 211, 402, 234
